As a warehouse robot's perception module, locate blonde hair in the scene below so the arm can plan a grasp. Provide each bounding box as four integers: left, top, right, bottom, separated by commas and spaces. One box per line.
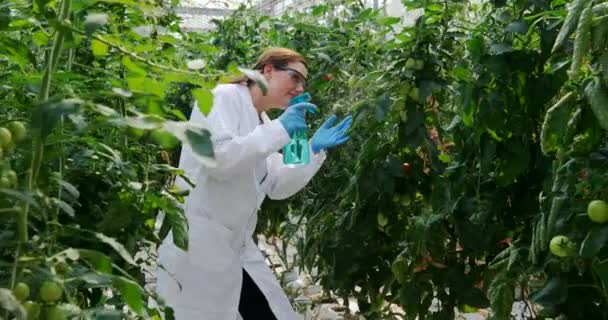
230, 47, 307, 85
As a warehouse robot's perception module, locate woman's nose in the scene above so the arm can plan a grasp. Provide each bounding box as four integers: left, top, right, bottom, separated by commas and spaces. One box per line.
295, 83, 305, 93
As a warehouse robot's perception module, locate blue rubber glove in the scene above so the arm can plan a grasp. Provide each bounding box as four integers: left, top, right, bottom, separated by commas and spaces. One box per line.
278, 101, 318, 137
290, 93, 311, 105
311, 114, 353, 154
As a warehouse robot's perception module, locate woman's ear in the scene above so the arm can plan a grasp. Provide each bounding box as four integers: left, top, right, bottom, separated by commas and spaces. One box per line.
262, 64, 273, 78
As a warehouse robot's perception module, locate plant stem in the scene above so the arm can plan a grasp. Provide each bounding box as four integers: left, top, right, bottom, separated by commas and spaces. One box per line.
61, 23, 209, 78
11, 0, 73, 291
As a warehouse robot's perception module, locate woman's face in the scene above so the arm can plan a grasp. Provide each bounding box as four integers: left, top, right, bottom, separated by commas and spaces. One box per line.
263, 61, 308, 110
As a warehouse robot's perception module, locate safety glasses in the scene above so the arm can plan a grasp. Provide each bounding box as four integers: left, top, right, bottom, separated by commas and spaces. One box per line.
274, 66, 307, 87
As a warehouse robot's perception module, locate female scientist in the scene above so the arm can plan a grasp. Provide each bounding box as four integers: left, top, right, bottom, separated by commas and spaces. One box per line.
156, 47, 352, 320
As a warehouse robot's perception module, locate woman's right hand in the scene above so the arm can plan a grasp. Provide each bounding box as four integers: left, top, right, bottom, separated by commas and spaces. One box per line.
278, 102, 318, 137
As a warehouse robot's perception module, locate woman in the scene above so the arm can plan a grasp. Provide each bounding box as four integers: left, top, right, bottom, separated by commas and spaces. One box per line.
156, 47, 352, 320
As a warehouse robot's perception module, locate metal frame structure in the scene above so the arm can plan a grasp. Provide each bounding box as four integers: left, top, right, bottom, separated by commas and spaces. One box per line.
176, 0, 417, 31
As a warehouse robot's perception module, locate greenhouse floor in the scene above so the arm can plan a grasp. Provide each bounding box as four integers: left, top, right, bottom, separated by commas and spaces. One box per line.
256, 235, 533, 320
142, 235, 533, 320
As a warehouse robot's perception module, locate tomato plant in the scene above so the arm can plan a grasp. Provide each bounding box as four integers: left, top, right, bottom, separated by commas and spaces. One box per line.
218, 0, 608, 319
0, 0, 606, 319
0, 0, 218, 318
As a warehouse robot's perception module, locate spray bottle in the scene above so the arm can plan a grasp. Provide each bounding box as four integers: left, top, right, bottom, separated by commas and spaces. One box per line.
283, 93, 312, 166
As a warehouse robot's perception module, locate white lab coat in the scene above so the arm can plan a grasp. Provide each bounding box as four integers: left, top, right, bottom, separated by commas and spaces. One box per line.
156, 84, 326, 320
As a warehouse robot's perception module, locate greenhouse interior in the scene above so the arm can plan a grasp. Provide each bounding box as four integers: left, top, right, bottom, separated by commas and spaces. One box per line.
1, 0, 607, 319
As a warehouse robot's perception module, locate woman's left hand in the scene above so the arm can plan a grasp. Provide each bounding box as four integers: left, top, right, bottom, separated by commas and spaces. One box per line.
311, 114, 353, 154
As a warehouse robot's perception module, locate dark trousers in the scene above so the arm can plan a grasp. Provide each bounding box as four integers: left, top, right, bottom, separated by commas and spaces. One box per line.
238, 268, 278, 319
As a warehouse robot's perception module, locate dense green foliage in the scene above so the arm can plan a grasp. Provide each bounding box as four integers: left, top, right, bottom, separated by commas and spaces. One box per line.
1, 0, 607, 319
214, 0, 608, 319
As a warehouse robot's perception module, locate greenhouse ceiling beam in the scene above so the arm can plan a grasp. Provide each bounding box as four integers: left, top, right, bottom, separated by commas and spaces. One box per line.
175, 6, 233, 16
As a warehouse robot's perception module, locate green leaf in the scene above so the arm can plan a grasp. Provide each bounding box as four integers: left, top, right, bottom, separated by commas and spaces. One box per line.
489, 43, 514, 55
53, 198, 75, 217
77, 272, 112, 286
185, 128, 214, 159
32, 31, 49, 46
91, 39, 109, 57
450, 66, 472, 81
593, 259, 608, 287
163, 73, 204, 86
34, 0, 52, 13
165, 206, 189, 251
439, 153, 451, 163
94, 233, 136, 266
447, 267, 490, 308
487, 274, 514, 319
374, 94, 391, 121
31, 98, 84, 139
540, 92, 576, 155
150, 130, 180, 149
78, 249, 112, 273
467, 37, 484, 61
552, 0, 591, 52
358, 8, 374, 19
161, 121, 214, 163
112, 277, 144, 315
114, 115, 164, 130
312, 5, 328, 16
122, 56, 147, 76
580, 224, 608, 257
56, 179, 80, 199
0, 6, 9, 30
169, 109, 188, 121
192, 88, 213, 116
0, 37, 36, 66
0, 189, 39, 208
584, 77, 608, 131
378, 17, 401, 26
127, 77, 165, 98
294, 23, 330, 33
90, 309, 122, 319
530, 277, 568, 306
97, 0, 155, 11
458, 83, 475, 126
97, 204, 133, 233
505, 21, 528, 34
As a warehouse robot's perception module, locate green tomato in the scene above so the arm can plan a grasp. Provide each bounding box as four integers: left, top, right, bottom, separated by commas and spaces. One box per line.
587, 200, 608, 223
549, 235, 576, 258
23, 301, 40, 320
377, 213, 389, 227
405, 58, 417, 69
5, 170, 17, 187
7, 121, 27, 142
39, 281, 62, 303
392, 195, 399, 203
13, 282, 30, 301
44, 306, 66, 320
150, 130, 180, 149
54, 262, 70, 275
127, 127, 145, 138
400, 195, 412, 207
0, 176, 11, 188
408, 87, 420, 102
0, 127, 12, 147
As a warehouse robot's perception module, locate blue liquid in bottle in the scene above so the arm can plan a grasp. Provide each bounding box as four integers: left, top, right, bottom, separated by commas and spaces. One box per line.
283, 130, 310, 165
283, 94, 311, 166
